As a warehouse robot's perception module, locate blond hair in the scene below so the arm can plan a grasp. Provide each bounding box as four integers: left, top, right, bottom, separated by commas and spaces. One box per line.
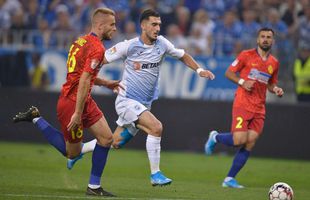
92, 7, 115, 21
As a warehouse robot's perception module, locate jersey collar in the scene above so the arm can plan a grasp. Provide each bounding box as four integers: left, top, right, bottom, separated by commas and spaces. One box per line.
256, 48, 270, 61
90, 32, 98, 37
139, 37, 157, 47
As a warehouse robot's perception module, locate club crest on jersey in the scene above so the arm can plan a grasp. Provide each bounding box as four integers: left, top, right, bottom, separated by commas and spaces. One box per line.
108, 46, 117, 54
90, 59, 99, 69
268, 65, 273, 74
232, 59, 239, 67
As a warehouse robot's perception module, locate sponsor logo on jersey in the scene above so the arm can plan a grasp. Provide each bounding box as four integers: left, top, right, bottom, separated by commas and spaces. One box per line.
248, 68, 271, 84
90, 59, 99, 69
134, 62, 141, 70
251, 63, 258, 66
268, 65, 273, 74
232, 59, 239, 67
141, 62, 160, 69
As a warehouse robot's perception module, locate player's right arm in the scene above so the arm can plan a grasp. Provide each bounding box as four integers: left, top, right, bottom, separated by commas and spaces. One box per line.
226, 51, 255, 92
104, 40, 130, 64
67, 71, 91, 131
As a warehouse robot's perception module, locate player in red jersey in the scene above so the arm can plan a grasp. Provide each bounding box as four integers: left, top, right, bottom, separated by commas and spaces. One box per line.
205, 28, 284, 188
13, 8, 120, 196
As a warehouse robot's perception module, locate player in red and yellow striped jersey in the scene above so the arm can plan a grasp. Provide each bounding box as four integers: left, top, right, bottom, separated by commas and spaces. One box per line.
205, 28, 284, 188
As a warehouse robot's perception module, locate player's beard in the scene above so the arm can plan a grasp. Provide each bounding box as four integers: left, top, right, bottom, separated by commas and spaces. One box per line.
259, 43, 272, 52
102, 32, 113, 41
147, 32, 158, 43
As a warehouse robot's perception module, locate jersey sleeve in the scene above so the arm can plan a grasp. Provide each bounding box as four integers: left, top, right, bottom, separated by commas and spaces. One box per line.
84, 46, 103, 74
160, 36, 185, 58
228, 51, 247, 73
104, 40, 129, 63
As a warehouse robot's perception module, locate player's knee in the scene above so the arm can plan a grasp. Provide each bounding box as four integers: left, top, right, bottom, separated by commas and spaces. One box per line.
245, 139, 257, 150
150, 121, 163, 136
96, 134, 113, 147
233, 137, 247, 146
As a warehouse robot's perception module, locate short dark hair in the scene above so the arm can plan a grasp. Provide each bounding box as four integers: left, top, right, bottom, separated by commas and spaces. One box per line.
139, 9, 160, 23
258, 27, 275, 36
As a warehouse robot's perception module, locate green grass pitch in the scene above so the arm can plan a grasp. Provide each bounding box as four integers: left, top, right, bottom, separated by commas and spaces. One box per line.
0, 142, 309, 200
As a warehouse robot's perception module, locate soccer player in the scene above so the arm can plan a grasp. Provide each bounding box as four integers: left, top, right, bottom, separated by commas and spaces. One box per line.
103, 9, 215, 186
13, 8, 120, 196
205, 27, 284, 188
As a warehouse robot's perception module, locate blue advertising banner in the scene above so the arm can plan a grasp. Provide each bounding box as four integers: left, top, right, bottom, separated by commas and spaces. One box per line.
1, 49, 237, 101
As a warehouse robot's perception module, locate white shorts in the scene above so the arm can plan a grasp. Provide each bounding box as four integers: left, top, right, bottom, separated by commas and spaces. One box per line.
115, 95, 149, 135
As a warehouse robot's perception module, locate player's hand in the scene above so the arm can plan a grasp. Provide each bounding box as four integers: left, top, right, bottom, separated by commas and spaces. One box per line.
67, 112, 82, 131
273, 86, 284, 97
199, 69, 215, 80
105, 80, 124, 94
242, 80, 256, 91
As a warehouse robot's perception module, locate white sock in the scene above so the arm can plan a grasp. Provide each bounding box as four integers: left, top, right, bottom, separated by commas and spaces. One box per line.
224, 177, 233, 182
146, 135, 161, 174
81, 139, 97, 154
88, 184, 100, 189
32, 117, 41, 124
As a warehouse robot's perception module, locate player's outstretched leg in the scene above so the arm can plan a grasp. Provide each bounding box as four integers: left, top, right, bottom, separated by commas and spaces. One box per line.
205, 130, 218, 155
13, 106, 67, 156
150, 171, 172, 186
13, 106, 40, 123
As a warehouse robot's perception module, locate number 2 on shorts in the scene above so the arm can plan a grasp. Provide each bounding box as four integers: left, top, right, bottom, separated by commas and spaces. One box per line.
236, 116, 243, 129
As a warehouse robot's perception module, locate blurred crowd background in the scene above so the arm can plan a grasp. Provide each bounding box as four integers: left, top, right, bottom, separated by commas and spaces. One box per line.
1, 0, 310, 102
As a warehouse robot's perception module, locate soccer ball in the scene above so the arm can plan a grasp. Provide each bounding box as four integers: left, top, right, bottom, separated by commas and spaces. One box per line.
268, 182, 294, 200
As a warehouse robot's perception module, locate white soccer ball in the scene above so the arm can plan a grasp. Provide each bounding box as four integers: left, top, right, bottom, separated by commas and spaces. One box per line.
268, 182, 294, 200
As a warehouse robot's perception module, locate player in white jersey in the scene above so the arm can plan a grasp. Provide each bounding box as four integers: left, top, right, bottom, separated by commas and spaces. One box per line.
103, 9, 215, 186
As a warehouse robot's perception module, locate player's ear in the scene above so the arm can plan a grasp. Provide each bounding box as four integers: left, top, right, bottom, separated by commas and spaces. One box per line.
140, 21, 146, 32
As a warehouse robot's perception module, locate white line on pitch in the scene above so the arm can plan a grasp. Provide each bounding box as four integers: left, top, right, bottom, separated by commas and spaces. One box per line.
1, 193, 192, 200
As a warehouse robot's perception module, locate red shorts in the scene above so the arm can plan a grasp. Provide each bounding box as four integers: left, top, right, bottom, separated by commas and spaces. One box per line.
231, 107, 265, 134
57, 95, 103, 143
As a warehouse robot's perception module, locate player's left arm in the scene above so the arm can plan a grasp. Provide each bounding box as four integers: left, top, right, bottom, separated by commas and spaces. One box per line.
267, 83, 284, 97
179, 53, 215, 80
267, 62, 284, 97
161, 35, 214, 79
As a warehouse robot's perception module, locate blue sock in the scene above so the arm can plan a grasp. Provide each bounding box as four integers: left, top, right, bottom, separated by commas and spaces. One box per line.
227, 147, 250, 178
89, 144, 110, 186
35, 117, 66, 156
216, 132, 234, 146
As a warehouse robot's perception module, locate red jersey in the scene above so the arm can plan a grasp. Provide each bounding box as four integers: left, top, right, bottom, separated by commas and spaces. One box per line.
61, 33, 105, 101
228, 49, 279, 114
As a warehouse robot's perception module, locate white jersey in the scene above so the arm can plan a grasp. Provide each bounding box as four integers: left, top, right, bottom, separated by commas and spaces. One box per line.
105, 36, 185, 106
